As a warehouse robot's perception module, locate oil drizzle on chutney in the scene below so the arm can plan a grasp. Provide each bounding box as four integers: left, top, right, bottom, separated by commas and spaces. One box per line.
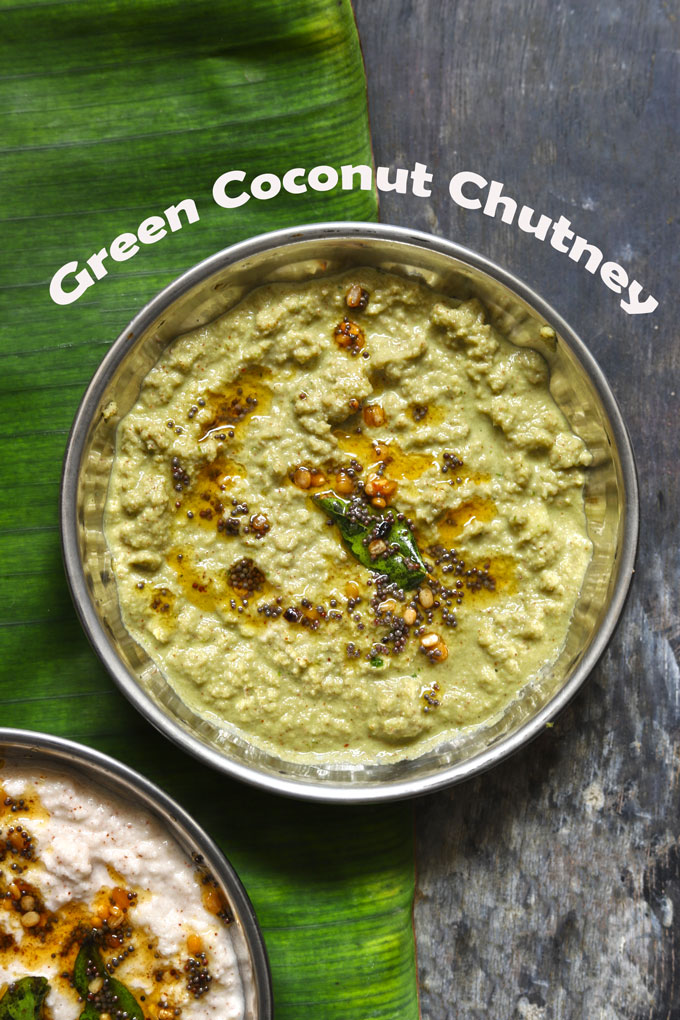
332, 429, 435, 480
197, 367, 271, 444
175, 455, 247, 528
437, 495, 498, 543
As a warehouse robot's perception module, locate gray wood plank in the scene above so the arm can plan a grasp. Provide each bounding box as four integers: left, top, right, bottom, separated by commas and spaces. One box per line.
351, 0, 679, 1015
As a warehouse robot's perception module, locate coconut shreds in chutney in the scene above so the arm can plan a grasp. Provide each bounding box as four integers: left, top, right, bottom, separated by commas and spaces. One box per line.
104, 267, 592, 762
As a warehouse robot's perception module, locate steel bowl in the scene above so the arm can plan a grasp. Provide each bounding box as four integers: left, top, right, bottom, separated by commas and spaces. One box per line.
61, 222, 638, 802
0, 728, 272, 1018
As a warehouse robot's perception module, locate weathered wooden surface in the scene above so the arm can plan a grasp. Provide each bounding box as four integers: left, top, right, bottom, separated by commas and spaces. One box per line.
351, 0, 679, 1016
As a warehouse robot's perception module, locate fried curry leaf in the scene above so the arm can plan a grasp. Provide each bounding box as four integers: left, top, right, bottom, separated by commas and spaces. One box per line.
74, 940, 144, 1020
0, 977, 49, 1020
313, 492, 428, 590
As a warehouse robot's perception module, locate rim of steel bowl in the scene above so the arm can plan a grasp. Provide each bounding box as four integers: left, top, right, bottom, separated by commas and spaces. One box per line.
60, 222, 639, 803
0, 727, 273, 1018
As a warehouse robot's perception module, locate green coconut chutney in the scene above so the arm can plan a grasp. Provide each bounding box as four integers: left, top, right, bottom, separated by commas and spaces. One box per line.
104, 267, 592, 762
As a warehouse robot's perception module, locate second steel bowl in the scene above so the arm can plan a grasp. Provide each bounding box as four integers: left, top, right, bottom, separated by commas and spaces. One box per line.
60, 222, 638, 802
0, 728, 272, 1018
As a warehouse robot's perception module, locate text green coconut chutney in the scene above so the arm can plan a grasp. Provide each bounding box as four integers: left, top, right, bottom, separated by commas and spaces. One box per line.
104, 268, 592, 762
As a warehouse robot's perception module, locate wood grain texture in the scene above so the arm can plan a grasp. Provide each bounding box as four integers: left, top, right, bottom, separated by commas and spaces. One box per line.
351, 0, 679, 1016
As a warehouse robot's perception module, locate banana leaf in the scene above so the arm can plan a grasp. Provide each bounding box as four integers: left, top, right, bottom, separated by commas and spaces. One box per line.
0, 2, 419, 1018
